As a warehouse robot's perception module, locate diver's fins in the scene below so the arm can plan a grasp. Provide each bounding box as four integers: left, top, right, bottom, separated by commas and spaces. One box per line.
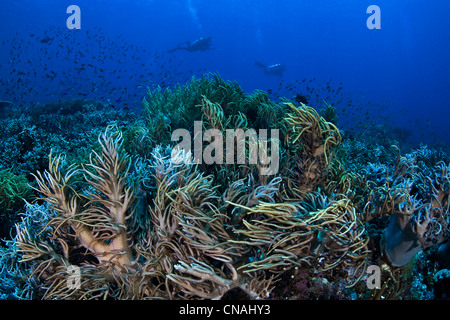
167, 47, 181, 53
254, 61, 266, 69
167, 41, 190, 53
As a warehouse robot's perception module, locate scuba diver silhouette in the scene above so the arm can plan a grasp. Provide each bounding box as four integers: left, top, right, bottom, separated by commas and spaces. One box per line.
255, 61, 286, 77
168, 37, 214, 53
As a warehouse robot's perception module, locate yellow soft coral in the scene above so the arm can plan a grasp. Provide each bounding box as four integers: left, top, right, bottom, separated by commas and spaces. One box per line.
283, 102, 341, 196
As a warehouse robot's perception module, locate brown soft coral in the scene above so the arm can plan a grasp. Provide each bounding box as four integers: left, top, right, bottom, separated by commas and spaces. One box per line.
30, 127, 134, 271
14, 127, 137, 300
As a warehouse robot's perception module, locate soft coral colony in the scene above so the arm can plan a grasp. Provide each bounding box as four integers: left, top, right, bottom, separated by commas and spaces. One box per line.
2, 75, 450, 299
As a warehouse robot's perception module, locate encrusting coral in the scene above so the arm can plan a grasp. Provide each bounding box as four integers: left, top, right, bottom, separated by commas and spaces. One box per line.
2, 74, 450, 300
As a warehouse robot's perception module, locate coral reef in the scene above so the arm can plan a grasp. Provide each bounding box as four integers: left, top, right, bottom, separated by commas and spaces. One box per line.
1, 74, 449, 300
0, 168, 33, 241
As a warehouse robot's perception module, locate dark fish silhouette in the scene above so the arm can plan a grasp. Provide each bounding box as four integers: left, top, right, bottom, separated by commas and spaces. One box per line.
39, 36, 54, 44
255, 61, 286, 77
168, 37, 213, 53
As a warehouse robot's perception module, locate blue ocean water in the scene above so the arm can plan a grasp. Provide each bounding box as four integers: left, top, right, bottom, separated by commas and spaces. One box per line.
1, 0, 449, 146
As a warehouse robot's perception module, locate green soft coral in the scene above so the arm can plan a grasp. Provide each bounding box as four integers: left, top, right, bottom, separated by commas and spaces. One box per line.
0, 168, 33, 214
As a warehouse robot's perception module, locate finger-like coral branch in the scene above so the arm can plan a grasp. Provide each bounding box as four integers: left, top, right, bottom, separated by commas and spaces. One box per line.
29, 127, 135, 272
